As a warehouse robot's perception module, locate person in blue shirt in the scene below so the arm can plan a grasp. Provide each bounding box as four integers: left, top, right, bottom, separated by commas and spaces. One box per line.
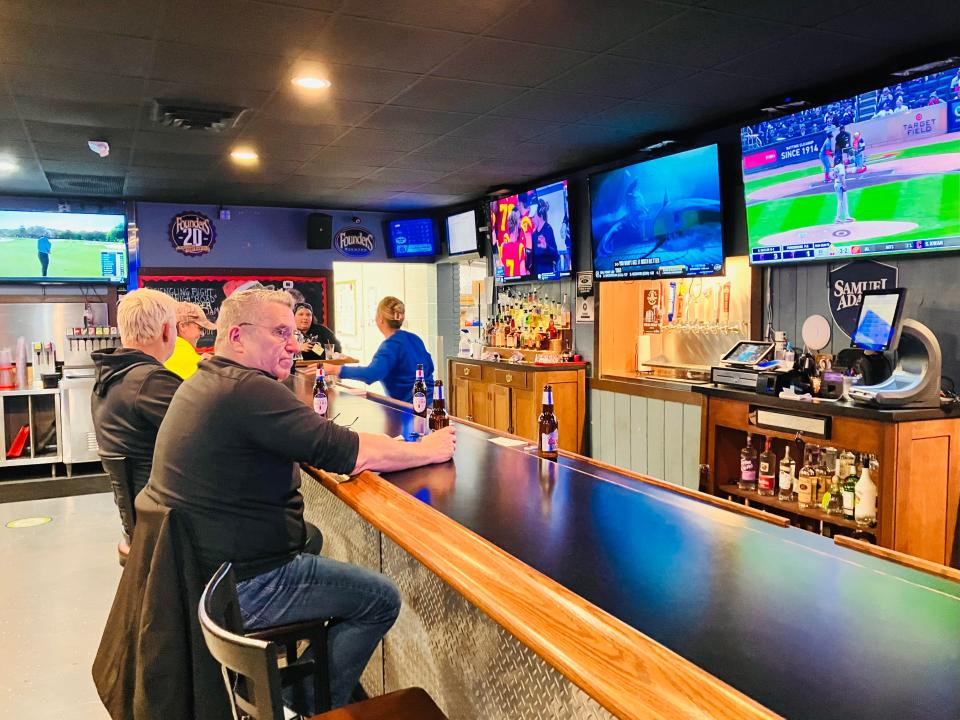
323, 296, 434, 402
37, 235, 52, 277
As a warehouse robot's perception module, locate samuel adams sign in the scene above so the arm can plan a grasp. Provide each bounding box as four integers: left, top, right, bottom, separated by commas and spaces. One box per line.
829, 259, 899, 338
169, 211, 216, 255
334, 227, 375, 258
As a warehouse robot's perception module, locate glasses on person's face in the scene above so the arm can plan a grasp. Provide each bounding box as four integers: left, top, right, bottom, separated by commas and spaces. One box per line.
239, 323, 296, 344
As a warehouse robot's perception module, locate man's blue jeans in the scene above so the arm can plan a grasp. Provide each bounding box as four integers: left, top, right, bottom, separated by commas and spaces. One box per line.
236, 553, 401, 712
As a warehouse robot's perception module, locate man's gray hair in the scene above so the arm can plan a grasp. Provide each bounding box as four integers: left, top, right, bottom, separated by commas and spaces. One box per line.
215, 288, 294, 349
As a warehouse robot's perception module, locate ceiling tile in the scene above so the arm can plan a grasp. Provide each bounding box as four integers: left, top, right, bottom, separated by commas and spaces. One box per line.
259, 96, 381, 127
492, 90, 622, 123
389, 151, 479, 173
24, 122, 136, 147
322, 65, 420, 104
368, 167, 448, 185
449, 115, 564, 143
240, 120, 347, 147
388, 191, 467, 207
612, 10, 795, 68
159, 0, 329, 56
0, 21, 154, 75
5, 66, 145, 105
535, 122, 645, 150
308, 145, 407, 167
640, 71, 784, 110
38, 159, 128, 177
820, 0, 958, 44
146, 81, 273, 112
415, 180, 484, 195
580, 100, 694, 130
359, 106, 472, 134
133, 131, 232, 156
699, 0, 878, 26
297, 163, 380, 180
307, 16, 465, 73
427, 135, 516, 160
390, 78, 525, 114
151, 42, 289, 91
544, 56, 694, 98
0, 140, 36, 159
0, 0, 159, 38
433, 38, 589, 87
14, 98, 141, 129
332, 127, 439, 152
487, 0, 686, 52
340, 0, 516, 34
130, 150, 220, 170
0, 120, 30, 144
33, 142, 130, 166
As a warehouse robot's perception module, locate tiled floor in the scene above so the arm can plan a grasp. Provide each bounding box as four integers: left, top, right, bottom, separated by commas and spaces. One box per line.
0, 493, 121, 718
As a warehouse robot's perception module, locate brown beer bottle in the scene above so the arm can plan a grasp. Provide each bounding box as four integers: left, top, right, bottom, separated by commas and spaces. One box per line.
538, 384, 559, 460
428, 380, 449, 431
412, 363, 428, 417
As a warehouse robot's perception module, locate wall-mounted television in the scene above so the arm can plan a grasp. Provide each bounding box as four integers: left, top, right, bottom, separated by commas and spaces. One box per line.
590, 145, 724, 280
386, 218, 436, 259
0, 209, 127, 283
445, 209, 480, 256
741, 65, 960, 265
489, 179, 572, 283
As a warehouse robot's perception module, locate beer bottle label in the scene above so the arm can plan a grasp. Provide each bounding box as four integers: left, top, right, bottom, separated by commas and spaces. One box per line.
778, 468, 793, 490
740, 459, 756, 481
413, 393, 427, 413
540, 430, 558, 453
313, 395, 327, 416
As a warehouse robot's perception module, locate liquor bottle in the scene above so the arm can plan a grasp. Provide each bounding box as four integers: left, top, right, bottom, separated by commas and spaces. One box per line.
538, 384, 559, 460
738, 435, 758, 491
778, 444, 795, 501
817, 448, 836, 508
826, 458, 844, 515
428, 380, 449, 431
312, 368, 328, 417
796, 445, 819, 509
842, 455, 858, 520
412, 364, 428, 417
838, 447, 856, 481
548, 315, 558, 339
560, 294, 571, 328
854, 464, 877, 527
757, 437, 777, 496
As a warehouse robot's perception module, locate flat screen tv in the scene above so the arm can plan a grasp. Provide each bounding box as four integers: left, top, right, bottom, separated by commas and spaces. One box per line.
445, 209, 480, 256
590, 145, 724, 280
489, 179, 572, 283
386, 218, 436, 259
0, 209, 127, 283
741, 65, 960, 264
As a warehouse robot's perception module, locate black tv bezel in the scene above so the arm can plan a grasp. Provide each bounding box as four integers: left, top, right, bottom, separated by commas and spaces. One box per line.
587, 144, 726, 283
0, 208, 129, 285
851, 287, 908, 352
444, 207, 481, 257
488, 178, 573, 285
383, 216, 438, 261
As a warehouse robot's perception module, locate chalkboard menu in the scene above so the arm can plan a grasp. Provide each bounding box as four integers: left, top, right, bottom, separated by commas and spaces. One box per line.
140, 273, 330, 348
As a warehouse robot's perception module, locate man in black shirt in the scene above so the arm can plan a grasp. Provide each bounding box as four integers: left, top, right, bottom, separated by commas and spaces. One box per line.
145, 288, 455, 713
92, 288, 182, 527
294, 301, 341, 360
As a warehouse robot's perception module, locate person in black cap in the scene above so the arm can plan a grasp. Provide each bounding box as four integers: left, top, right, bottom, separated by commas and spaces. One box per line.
294, 302, 341, 361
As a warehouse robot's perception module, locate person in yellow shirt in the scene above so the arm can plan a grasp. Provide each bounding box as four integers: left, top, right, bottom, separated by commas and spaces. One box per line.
164, 302, 215, 379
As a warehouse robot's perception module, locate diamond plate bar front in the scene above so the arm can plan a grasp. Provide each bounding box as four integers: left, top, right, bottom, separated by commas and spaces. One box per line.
300, 471, 613, 720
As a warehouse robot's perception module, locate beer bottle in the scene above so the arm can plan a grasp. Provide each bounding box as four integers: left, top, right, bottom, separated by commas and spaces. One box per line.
312, 368, 328, 417
428, 380, 449, 431
412, 363, 428, 417
538, 384, 559, 460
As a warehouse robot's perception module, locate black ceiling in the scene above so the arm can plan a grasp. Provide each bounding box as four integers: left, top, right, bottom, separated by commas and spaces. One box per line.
0, 0, 956, 210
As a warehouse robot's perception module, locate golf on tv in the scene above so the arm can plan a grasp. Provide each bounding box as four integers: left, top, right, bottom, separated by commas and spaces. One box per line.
0, 209, 127, 282
741, 65, 960, 264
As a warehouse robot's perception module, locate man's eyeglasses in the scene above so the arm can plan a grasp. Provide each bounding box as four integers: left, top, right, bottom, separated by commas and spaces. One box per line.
238, 323, 296, 343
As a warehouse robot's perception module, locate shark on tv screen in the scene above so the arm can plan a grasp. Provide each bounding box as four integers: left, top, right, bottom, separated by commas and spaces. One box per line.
590, 144, 724, 280
0, 210, 127, 283
741, 65, 960, 264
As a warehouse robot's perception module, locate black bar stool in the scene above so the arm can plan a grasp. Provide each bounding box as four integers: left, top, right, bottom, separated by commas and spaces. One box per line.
199, 563, 447, 720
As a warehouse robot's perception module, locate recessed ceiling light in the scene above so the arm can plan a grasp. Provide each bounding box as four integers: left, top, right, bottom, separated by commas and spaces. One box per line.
0, 159, 18, 174
230, 148, 259, 163
292, 76, 331, 90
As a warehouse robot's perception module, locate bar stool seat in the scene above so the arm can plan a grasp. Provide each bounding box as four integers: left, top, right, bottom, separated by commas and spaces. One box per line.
200, 563, 447, 720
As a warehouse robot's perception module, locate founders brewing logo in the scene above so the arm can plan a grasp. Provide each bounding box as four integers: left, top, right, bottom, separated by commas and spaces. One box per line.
829, 259, 898, 338
334, 227, 375, 258
169, 211, 216, 255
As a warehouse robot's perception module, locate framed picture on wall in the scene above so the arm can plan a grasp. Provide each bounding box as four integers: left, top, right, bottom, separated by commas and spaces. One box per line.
335, 280, 358, 337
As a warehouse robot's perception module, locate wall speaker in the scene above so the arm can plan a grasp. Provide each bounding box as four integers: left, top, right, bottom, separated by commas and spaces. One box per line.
306, 213, 333, 250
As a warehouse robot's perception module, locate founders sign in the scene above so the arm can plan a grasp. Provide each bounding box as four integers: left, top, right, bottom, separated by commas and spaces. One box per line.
334, 227, 375, 258
169, 211, 216, 255
829, 259, 898, 338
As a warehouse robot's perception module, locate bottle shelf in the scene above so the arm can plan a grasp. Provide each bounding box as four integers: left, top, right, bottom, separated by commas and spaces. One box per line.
718, 483, 876, 534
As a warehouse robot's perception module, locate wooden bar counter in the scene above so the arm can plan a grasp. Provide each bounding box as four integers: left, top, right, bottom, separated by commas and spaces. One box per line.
287, 376, 960, 720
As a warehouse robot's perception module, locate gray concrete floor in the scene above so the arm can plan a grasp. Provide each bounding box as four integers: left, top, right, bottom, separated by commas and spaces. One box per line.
1, 493, 120, 718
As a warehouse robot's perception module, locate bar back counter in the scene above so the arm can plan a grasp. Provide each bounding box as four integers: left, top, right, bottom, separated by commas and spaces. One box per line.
290, 378, 960, 720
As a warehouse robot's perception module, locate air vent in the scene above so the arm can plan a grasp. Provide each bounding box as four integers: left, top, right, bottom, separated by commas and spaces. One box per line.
45, 172, 125, 195
152, 99, 248, 131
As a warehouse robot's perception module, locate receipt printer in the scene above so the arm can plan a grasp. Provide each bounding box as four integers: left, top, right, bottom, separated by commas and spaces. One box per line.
756, 371, 789, 396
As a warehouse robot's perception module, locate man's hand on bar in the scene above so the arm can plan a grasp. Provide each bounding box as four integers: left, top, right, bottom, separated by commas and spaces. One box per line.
352, 425, 456, 474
